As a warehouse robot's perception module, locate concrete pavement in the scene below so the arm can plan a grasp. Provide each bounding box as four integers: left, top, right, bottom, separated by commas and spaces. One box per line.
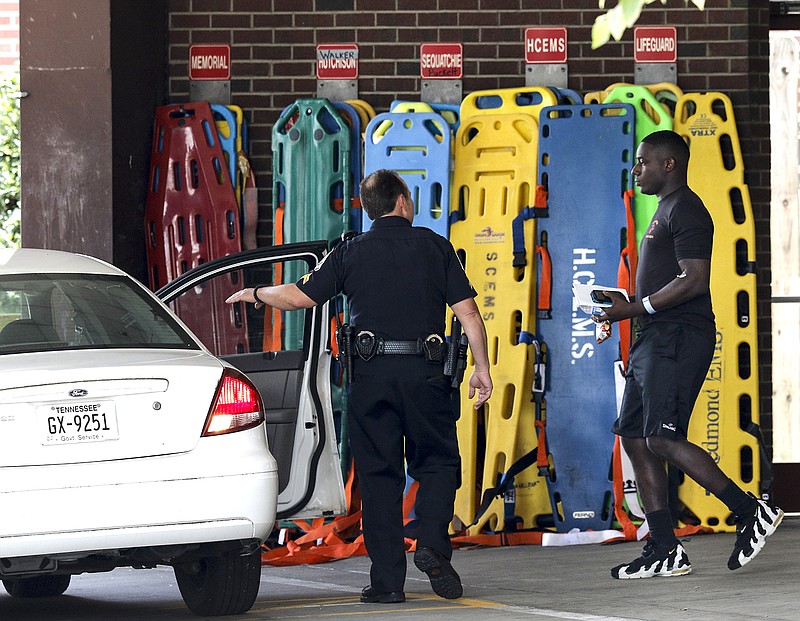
0, 516, 796, 620
252, 515, 799, 621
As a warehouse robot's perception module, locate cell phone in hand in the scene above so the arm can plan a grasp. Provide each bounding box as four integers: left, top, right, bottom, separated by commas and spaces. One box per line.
591, 290, 612, 304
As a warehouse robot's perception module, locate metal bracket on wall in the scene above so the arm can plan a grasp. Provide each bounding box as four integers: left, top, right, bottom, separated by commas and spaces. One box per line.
635, 64, 677, 85
317, 80, 358, 101
525, 64, 568, 89
189, 80, 231, 105
421, 80, 462, 105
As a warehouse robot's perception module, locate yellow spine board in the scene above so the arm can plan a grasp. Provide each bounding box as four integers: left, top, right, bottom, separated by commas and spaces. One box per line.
460, 86, 558, 121
602, 85, 673, 246
448, 112, 551, 534
390, 101, 436, 114
674, 92, 761, 532
345, 99, 376, 139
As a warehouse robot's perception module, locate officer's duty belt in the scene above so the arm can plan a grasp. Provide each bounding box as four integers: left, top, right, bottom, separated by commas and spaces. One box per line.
354, 331, 445, 363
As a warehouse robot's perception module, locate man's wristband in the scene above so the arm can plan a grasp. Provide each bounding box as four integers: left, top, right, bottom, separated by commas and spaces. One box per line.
641, 295, 656, 315
253, 285, 267, 308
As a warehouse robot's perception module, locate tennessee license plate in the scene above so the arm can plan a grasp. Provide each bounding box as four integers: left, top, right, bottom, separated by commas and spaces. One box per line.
38, 401, 119, 445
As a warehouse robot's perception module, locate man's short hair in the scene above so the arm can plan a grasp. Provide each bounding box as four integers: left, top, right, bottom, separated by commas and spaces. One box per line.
641, 130, 690, 166
360, 169, 408, 220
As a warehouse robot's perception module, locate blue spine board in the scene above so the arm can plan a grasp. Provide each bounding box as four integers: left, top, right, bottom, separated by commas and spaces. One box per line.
363, 111, 451, 237
536, 103, 636, 532
211, 104, 239, 193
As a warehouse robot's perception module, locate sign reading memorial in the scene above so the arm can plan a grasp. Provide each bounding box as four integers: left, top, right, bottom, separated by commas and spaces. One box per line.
189, 44, 231, 80
316, 44, 359, 80
633, 26, 677, 63
420, 43, 463, 79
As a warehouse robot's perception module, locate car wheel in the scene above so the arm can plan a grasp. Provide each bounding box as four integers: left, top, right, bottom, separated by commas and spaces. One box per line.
2, 575, 71, 598
174, 549, 262, 616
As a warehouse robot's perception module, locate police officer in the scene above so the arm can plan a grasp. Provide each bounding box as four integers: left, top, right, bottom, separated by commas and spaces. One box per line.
226, 169, 492, 603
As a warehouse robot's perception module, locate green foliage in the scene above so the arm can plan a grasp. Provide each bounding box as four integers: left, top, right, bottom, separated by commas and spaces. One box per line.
0, 65, 21, 248
592, 0, 705, 49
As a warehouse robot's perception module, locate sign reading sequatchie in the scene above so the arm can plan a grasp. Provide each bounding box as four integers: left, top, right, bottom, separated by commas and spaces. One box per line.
420, 43, 463, 79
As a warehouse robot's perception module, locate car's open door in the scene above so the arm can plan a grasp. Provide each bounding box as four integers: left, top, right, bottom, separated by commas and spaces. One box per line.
157, 241, 347, 520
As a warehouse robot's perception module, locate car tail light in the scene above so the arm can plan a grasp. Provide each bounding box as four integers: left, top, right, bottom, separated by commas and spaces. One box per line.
202, 369, 264, 436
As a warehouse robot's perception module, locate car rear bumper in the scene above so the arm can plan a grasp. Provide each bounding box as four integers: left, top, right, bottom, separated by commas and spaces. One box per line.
0, 470, 278, 559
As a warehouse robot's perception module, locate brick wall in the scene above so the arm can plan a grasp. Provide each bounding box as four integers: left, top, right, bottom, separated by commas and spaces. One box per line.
0, 0, 19, 69
167, 0, 773, 439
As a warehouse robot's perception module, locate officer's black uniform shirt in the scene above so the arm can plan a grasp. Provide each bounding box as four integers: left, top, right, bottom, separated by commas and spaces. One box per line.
296, 216, 475, 340
636, 184, 715, 330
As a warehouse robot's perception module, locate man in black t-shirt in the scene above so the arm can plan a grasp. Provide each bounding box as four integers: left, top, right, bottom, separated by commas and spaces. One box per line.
595, 130, 782, 579
226, 169, 492, 602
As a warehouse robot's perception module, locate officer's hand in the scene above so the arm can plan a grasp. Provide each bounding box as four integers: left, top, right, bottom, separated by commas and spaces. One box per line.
225, 288, 258, 306
468, 370, 493, 409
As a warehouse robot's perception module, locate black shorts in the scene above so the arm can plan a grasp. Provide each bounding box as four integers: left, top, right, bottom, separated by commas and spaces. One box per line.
613, 321, 716, 439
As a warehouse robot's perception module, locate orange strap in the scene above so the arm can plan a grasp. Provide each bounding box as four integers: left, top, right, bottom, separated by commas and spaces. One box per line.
536, 244, 552, 318
623, 188, 637, 296
611, 435, 639, 541
329, 313, 342, 358
534, 184, 548, 214
535, 399, 549, 472
262, 466, 423, 566
617, 249, 632, 368
451, 530, 544, 547
263, 205, 285, 352
403, 480, 419, 525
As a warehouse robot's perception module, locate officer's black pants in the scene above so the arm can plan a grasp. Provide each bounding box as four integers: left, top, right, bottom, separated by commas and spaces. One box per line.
347, 358, 460, 593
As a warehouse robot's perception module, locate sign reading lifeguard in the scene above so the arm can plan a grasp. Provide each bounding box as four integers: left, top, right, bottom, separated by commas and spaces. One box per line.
525, 27, 567, 64
420, 43, 463, 79
634, 26, 677, 63
316, 44, 359, 80
189, 45, 231, 81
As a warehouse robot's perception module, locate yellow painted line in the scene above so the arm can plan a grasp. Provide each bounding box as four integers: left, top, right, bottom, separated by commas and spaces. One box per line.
252, 594, 646, 621
253, 593, 509, 617
252, 605, 469, 618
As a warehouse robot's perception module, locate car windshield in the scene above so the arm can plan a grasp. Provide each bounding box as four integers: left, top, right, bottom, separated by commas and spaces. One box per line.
0, 273, 199, 354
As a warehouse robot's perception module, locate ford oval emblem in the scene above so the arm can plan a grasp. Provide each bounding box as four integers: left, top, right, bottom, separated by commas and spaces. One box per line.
68, 389, 88, 398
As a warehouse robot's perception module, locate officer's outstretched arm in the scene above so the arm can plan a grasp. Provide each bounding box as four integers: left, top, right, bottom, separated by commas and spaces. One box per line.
225, 283, 317, 311
451, 297, 493, 409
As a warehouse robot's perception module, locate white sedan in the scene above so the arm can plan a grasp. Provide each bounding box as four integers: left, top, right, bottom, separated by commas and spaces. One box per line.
0, 243, 346, 616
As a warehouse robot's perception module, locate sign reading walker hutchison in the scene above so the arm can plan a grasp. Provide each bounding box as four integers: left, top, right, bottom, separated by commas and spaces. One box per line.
316, 44, 359, 80
189, 44, 231, 80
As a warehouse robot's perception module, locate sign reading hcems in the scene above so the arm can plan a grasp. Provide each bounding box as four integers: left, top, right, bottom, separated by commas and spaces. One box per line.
634, 26, 677, 63
420, 43, 463, 79
316, 44, 359, 80
525, 27, 567, 64
189, 44, 231, 80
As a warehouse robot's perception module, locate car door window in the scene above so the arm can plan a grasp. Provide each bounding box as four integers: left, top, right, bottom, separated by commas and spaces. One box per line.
163, 259, 312, 357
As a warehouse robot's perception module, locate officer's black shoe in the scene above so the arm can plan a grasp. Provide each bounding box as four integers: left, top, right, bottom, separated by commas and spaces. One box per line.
413, 546, 463, 599
360, 585, 406, 604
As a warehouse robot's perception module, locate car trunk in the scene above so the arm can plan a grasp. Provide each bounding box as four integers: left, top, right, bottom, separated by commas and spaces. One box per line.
0, 349, 223, 468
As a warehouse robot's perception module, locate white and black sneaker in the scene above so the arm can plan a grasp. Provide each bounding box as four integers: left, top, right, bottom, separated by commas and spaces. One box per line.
728, 496, 784, 570
611, 537, 692, 579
